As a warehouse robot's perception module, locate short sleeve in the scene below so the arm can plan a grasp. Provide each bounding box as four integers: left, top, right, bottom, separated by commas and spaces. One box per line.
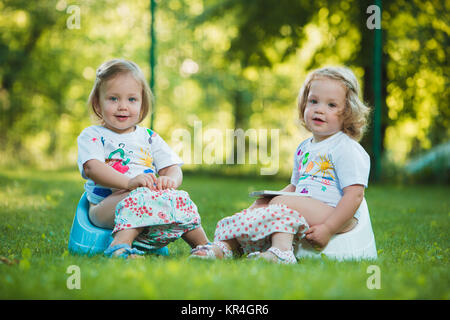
333, 141, 370, 189
150, 132, 183, 172
290, 145, 301, 186
77, 127, 105, 179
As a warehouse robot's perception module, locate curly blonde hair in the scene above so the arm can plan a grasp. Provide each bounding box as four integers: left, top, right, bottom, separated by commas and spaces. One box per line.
297, 66, 370, 141
88, 59, 153, 124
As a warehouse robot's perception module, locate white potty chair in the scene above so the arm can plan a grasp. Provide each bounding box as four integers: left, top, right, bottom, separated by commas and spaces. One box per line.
295, 198, 377, 261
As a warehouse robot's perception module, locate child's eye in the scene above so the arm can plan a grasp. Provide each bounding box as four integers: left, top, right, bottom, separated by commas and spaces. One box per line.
328, 103, 336, 108
109, 96, 118, 102
129, 97, 137, 102
309, 99, 317, 104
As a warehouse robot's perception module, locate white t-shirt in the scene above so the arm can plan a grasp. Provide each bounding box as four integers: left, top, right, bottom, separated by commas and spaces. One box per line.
290, 131, 370, 219
77, 125, 183, 204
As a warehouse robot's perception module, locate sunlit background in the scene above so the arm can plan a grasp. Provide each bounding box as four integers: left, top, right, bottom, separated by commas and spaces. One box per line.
0, 0, 448, 183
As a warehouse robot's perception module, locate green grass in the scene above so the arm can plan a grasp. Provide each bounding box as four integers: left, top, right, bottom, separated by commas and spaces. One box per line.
0, 168, 448, 299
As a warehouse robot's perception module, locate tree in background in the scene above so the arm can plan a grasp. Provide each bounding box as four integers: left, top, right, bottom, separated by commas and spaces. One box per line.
194, 0, 449, 167
0, 0, 150, 165
0, 0, 447, 180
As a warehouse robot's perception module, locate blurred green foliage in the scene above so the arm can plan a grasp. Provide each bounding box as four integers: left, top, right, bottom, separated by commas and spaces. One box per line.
0, 0, 448, 181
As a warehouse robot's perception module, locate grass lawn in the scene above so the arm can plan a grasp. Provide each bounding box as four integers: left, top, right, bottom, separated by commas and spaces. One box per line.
0, 167, 448, 300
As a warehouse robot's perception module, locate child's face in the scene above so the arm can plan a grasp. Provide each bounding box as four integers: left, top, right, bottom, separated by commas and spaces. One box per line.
304, 78, 346, 143
96, 72, 142, 134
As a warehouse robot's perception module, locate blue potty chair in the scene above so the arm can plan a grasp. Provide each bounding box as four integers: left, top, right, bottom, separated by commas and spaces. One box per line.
68, 193, 169, 256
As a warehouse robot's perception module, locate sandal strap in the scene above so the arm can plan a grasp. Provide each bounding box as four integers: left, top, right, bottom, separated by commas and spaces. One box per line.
190, 244, 217, 259
104, 243, 129, 256
126, 247, 145, 255
247, 251, 262, 259
213, 241, 233, 259
267, 247, 297, 264
104, 243, 144, 259
190, 241, 233, 260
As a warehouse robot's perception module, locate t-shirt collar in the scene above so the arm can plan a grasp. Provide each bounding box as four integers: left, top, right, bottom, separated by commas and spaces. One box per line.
309, 131, 344, 147
99, 125, 139, 137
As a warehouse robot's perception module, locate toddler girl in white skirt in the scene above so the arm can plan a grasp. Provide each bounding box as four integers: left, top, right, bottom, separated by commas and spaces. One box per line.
191, 66, 372, 264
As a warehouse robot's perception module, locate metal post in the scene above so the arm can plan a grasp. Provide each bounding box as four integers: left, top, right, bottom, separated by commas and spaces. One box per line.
150, 0, 156, 130
373, 0, 382, 181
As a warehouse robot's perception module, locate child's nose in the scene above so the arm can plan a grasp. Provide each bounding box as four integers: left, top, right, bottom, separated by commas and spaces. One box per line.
118, 101, 128, 109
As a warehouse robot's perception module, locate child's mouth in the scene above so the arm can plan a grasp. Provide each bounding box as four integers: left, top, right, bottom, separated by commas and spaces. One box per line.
115, 115, 129, 121
312, 117, 325, 123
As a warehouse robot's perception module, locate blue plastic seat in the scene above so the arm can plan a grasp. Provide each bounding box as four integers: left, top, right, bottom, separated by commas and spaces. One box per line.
68, 193, 169, 256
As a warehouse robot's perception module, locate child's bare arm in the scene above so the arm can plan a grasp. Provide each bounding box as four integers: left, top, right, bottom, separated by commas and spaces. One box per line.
156, 164, 183, 190
84, 159, 130, 189
83, 159, 156, 190
304, 184, 364, 248
323, 185, 364, 234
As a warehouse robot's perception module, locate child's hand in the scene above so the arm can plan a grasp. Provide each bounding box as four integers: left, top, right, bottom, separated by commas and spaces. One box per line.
155, 176, 177, 190
127, 173, 157, 191
304, 223, 333, 250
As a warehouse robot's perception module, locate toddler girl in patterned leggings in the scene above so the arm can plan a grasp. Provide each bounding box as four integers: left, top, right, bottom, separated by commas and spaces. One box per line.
77, 59, 209, 259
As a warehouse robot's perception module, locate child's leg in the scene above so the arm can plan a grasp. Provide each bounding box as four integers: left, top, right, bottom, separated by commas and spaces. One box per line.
250, 232, 297, 264
213, 239, 242, 258
269, 195, 333, 225
111, 227, 143, 246
181, 226, 209, 248
269, 195, 356, 233
89, 190, 147, 259
271, 232, 294, 251
107, 227, 145, 259
89, 190, 131, 229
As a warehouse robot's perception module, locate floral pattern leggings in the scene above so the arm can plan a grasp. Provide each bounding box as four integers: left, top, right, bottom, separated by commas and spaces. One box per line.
113, 187, 202, 248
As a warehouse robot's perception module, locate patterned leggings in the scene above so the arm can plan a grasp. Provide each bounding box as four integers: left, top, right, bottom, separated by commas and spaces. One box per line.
113, 187, 202, 248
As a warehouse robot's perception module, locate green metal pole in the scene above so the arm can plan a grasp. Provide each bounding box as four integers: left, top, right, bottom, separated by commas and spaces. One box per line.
150, 0, 156, 130
373, 0, 382, 181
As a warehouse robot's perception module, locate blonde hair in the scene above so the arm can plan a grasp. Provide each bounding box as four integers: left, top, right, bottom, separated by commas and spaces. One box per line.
88, 59, 153, 124
297, 66, 370, 141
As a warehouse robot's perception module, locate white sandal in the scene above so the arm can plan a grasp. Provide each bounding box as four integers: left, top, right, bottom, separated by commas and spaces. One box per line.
189, 241, 233, 260
248, 247, 297, 264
